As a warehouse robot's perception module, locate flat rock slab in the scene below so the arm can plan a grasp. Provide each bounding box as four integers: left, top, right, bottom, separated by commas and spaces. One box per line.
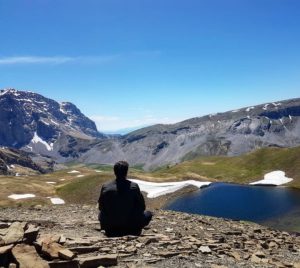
3, 222, 26, 245
0, 244, 14, 254
58, 248, 76, 260
79, 254, 118, 267
69, 246, 100, 254
12, 244, 49, 268
42, 242, 64, 259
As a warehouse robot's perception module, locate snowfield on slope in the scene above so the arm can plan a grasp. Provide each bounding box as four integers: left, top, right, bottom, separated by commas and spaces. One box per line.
250, 171, 293, 186
129, 179, 211, 198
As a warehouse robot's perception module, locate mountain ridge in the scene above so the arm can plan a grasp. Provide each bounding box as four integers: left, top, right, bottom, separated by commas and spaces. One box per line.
0, 88, 299, 170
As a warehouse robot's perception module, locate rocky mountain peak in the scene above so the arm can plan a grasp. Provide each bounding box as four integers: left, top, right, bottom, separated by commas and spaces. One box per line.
0, 88, 102, 156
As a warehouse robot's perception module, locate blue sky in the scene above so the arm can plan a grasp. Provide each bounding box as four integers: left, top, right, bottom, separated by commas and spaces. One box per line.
0, 0, 300, 133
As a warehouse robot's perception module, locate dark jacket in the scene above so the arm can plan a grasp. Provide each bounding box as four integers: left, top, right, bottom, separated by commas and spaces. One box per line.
98, 178, 146, 231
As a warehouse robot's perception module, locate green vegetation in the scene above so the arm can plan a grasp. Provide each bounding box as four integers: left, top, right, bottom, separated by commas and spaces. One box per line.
149, 146, 300, 187
56, 173, 113, 204
1, 146, 300, 207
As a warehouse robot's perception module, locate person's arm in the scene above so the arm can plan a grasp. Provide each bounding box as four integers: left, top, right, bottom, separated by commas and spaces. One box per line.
98, 186, 104, 211
135, 184, 146, 212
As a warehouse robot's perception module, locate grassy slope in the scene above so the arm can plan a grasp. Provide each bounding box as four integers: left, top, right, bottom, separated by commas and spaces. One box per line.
56, 146, 300, 205
2, 146, 299, 207
148, 146, 300, 187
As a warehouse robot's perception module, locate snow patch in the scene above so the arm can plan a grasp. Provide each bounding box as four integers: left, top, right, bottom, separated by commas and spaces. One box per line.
8, 194, 35, 200
232, 109, 240, 113
76, 175, 85, 178
272, 102, 282, 107
289, 115, 292, 121
50, 198, 65, 205
50, 119, 59, 126
245, 107, 254, 112
95, 170, 103, 173
46, 181, 57, 184
250, 171, 293, 186
31, 132, 53, 151
262, 104, 269, 110
67, 170, 80, 174
129, 179, 211, 198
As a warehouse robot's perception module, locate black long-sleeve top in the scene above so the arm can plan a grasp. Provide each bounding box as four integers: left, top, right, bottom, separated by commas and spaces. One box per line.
98, 178, 146, 231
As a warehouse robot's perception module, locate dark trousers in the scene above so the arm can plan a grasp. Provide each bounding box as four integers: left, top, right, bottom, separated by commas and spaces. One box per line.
99, 211, 153, 237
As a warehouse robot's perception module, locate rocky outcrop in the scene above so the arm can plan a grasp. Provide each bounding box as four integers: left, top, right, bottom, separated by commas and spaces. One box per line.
0, 147, 47, 175
1, 206, 300, 267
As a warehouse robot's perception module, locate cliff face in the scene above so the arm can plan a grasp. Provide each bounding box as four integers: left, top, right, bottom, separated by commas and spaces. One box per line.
0, 89, 103, 160
0, 147, 48, 175
79, 98, 300, 169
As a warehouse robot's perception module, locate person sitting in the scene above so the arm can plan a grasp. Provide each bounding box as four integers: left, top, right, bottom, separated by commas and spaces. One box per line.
98, 161, 152, 236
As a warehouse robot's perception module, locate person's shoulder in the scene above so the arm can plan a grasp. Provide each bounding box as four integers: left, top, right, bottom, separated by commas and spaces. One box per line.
102, 179, 117, 189
127, 180, 140, 189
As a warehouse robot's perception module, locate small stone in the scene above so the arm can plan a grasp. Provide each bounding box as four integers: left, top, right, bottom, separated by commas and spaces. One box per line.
136, 242, 144, 248
126, 246, 137, 253
158, 251, 180, 258
24, 224, 40, 244
59, 235, 66, 244
228, 251, 241, 260
254, 250, 266, 258
79, 254, 118, 268
251, 254, 262, 263
58, 248, 76, 260
70, 246, 100, 254
199, 246, 211, 254
34, 205, 43, 210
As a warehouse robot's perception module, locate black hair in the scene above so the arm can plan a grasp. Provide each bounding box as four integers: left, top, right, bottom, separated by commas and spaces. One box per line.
114, 161, 129, 179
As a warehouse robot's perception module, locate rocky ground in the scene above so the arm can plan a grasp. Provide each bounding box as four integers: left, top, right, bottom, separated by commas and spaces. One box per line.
1, 205, 300, 267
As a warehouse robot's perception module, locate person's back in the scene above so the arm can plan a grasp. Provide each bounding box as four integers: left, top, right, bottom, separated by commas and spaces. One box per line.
98, 161, 152, 236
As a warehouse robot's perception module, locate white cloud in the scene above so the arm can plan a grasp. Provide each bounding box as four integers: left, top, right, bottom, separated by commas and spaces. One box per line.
0, 55, 120, 65
0, 56, 74, 65
0, 50, 160, 65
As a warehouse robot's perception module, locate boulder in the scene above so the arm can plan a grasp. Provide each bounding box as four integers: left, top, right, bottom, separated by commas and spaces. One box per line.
3, 222, 26, 245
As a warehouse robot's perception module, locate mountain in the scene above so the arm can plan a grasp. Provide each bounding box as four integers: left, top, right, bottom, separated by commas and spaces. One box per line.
0, 88, 299, 171
78, 98, 300, 170
0, 88, 103, 160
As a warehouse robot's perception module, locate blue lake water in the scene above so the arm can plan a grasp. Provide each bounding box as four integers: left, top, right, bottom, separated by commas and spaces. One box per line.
165, 183, 300, 232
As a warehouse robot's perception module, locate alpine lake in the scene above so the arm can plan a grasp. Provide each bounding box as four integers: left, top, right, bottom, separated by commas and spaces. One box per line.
165, 182, 300, 233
